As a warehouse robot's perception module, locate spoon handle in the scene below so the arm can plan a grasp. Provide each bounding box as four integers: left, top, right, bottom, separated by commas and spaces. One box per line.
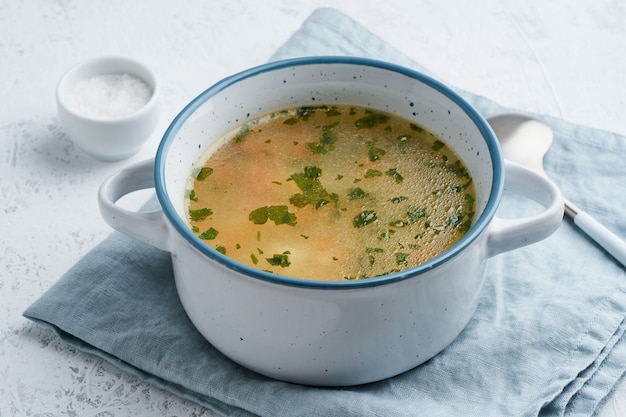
565, 199, 626, 268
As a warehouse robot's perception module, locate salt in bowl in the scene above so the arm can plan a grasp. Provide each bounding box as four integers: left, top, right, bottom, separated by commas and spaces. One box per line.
56, 56, 160, 161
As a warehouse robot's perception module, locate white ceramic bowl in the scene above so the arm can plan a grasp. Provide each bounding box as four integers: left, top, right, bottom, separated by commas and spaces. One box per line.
56, 56, 160, 161
98, 57, 563, 386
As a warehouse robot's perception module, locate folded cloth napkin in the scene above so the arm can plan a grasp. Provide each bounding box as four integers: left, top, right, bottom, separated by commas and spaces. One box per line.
25, 7, 626, 417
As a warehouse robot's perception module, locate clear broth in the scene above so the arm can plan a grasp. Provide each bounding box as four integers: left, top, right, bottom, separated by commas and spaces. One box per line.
186, 105, 475, 281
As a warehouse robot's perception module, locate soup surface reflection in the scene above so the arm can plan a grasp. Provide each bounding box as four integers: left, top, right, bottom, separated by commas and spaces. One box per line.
185, 105, 475, 281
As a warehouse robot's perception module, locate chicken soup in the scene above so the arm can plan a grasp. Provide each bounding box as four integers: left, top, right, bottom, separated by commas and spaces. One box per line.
185, 105, 475, 281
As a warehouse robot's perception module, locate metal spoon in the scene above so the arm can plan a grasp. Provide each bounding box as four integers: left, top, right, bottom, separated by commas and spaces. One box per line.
487, 113, 626, 267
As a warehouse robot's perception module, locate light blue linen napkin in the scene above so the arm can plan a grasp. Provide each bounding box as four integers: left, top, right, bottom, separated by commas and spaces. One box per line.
24, 8, 626, 417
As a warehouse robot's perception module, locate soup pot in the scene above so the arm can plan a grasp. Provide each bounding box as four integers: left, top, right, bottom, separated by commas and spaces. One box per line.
98, 57, 563, 386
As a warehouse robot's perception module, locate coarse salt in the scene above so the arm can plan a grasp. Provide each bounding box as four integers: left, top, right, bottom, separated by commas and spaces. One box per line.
66, 73, 153, 119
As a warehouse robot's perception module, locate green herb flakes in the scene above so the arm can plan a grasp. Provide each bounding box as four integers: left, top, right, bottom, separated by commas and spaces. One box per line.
289, 166, 338, 209
249, 206, 297, 226
322, 131, 338, 146
347, 187, 367, 200
428, 156, 470, 178
323, 121, 339, 131
407, 206, 427, 222
193, 167, 214, 181
266, 252, 291, 268
297, 106, 320, 120
325, 107, 341, 117
458, 220, 472, 234
307, 142, 329, 155
353, 210, 377, 228
395, 252, 409, 266
355, 113, 389, 129
199, 227, 219, 240
432, 140, 445, 151
364, 169, 382, 178
189, 208, 213, 221
367, 140, 386, 162
234, 125, 251, 143
391, 196, 408, 204
446, 212, 466, 227
385, 168, 404, 183
306, 124, 338, 155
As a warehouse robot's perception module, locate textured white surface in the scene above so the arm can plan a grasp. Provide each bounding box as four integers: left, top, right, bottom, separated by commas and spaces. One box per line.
1, 1, 625, 415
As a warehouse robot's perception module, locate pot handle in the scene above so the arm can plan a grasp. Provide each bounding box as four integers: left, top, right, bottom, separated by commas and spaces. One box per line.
486, 159, 564, 257
97, 158, 171, 252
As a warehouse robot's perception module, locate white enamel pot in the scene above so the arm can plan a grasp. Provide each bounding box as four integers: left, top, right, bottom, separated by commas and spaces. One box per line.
98, 57, 564, 386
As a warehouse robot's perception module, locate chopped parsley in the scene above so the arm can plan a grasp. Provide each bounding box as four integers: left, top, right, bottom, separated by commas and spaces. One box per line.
323, 121, 339, 131
355, 112, 389, 129
432, 140, 445, 151
189, 207, 213, 221
325, 107, 342, 117
447, 211, 473, 233
187, 189, 198, 202
289, 166, 338, 209
391, 196, 408, 204
266, 252, 291, 268
322, 131, 338, 146
307, 142, 329, 155
249, 206, 297, 226
347, 187, 367, 200
297, 106, 323, 120
407, 206, 428, 223
352, 210, 377, 228
427, 156, 470, 178
364, 169, 382, 178
385, 168, 404, 183
395, 252, 409, 266
193, 167, 214, 181
366, 140, 386, 162
307, 123, 339, 154
233, 125, 251, 143
198, 227, 219, 240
